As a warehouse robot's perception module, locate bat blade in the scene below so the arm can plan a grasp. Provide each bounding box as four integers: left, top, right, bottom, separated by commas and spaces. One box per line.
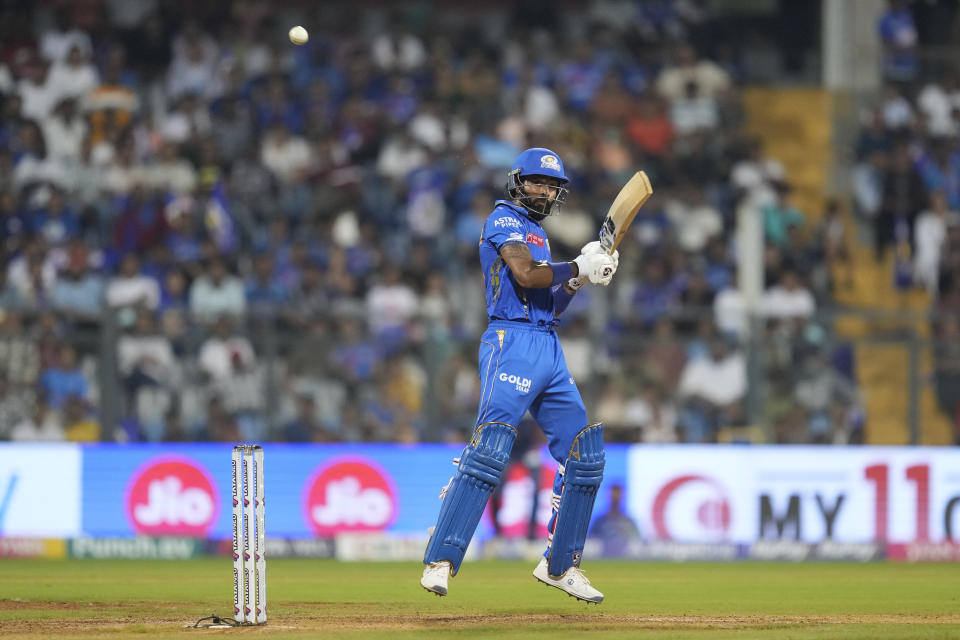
598, 170, 653, 254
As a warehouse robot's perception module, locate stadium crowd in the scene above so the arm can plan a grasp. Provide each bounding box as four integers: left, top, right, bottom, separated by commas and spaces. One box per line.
0, 0, 862, 446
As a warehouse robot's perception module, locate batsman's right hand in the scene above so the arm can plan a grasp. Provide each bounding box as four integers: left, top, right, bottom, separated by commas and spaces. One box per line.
573, 252, 616, 286
569, 241, 619, 290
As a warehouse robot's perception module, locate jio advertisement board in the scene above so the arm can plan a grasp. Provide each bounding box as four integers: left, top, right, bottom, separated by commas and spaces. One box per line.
0, 443, 958, 548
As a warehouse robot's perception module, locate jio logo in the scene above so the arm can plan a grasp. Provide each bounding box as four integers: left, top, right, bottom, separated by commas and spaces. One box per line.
126, 456, 219, 536
651, 474, 731, 541
304, 458, 397, 536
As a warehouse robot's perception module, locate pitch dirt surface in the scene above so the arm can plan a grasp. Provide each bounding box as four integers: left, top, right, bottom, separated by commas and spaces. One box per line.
1, 558, 959, 639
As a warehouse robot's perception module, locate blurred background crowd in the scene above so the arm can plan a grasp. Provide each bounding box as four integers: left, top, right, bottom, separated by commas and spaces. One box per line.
0, 0, 955, 447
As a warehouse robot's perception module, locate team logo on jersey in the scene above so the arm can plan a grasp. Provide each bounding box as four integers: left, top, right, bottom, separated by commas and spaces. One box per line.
540, 155, 560, 171
499, 372, 532, 393
507, 232, 524, 243
525, 232, 544, 247
494, 216, 522, 228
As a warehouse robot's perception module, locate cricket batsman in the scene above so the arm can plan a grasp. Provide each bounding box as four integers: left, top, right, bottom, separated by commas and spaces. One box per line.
420, 148, 618, 603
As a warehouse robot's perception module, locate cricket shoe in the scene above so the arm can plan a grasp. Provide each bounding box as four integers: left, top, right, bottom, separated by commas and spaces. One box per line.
420, 560, 452, 596
533, 557, 604, 604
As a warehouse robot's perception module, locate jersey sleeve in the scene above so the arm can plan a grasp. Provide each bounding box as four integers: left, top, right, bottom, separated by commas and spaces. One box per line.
482, 207, 526, 251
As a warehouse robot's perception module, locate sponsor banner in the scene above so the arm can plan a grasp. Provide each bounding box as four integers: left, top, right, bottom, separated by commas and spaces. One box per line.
811, 541, 885, 562
264, 538, 336, 559
887, 542, 960, 562
748, 541, 883, 562
81, 444, 629, 541
0, 538, 67, 558
633, 541, 742, 561
210, 537, 336, 559
0, 444, 81, 537
626, 446, 960, 545
69, 537, 203, 559
335, 534, 435, 561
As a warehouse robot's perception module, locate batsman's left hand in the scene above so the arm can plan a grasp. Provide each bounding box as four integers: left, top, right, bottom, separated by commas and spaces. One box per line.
580, 240, 619, 270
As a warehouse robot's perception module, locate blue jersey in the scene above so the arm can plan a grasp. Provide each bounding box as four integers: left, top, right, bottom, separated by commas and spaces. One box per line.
479, 200, 558, 326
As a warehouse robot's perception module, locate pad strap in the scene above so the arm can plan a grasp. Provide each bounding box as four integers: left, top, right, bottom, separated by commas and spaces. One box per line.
547, 423, 604, 576
424, 421, 517, 573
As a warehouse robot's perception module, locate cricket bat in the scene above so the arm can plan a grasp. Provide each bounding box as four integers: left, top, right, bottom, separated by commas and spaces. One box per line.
598, 170, 653, 254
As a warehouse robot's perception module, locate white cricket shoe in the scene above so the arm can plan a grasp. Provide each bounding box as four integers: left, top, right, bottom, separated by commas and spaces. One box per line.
533, 557, 604, 604
420, 561, 452, 596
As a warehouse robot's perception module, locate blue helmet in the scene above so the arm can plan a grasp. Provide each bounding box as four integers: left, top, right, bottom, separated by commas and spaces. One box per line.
506, 147, 569, 220
510, 147, 569, 183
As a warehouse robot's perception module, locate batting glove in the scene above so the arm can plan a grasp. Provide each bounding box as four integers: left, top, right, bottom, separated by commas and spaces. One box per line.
573, 252, 616, 286
569, 241, 619, 289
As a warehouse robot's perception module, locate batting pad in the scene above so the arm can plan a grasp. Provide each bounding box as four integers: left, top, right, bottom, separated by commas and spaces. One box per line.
548, 423, 605, 576
424, 421, 517, 573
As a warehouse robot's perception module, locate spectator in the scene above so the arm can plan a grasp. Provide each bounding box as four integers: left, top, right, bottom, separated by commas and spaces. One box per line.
853, 149, 887, 251
665, 183, 722, 253
624, 93, 674, 158
42, 98, 87, 164
117, 308, 175, 398
730, 137, 785, 209
761, 267, 816, 321
51, 242, 103, 323
86, 44, 139, 146
677, 333, 746, 442
281, 392, 337, 443
147, 142, 196, 195
212, 341, 266, 442
29, 187, 79, 246
626, 384, 680, 443
62, 394, 100, 441
878, 0, 918, 84
188, 257, 245, 321
916, 73, 960, 138
166, 21, 220, 100
105, 253, 160, 311
39, 8, 92, 64
9, 395, 64, 441
370, 21, 427, 72
39, 343, 88, 410
366, 262, 418, 343
46, 43, 99, 103
657, 43, 729, 104
813, 198, 854, 292
933, 314, 960, 442
914, 191, 956, 295
260, 122, 313, 185
794, 348, 863, 445
198, 315, 256, 381
877, 144, 926, 261
0, 373, 29, 439
245, 252, 290, 321
17, 57, 57, 122
6, 235, 56, 303
588, 484, 641, 557
762, 182, 805, 248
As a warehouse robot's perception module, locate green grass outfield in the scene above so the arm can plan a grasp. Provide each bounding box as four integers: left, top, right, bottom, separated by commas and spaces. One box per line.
1, 559, 958, 639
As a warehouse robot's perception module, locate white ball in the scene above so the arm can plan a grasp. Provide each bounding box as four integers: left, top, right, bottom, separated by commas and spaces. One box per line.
288, 25, 309, 45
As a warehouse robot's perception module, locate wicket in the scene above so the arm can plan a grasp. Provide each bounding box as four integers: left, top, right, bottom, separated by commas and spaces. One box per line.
232, 445, 266, 625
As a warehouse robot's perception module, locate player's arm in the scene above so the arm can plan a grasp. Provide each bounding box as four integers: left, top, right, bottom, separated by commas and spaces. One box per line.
500, 242, 615, 290
499, 242, 575, 289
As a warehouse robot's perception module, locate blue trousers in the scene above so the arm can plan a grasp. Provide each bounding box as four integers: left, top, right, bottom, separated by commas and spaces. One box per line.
477, 320, 588, 465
